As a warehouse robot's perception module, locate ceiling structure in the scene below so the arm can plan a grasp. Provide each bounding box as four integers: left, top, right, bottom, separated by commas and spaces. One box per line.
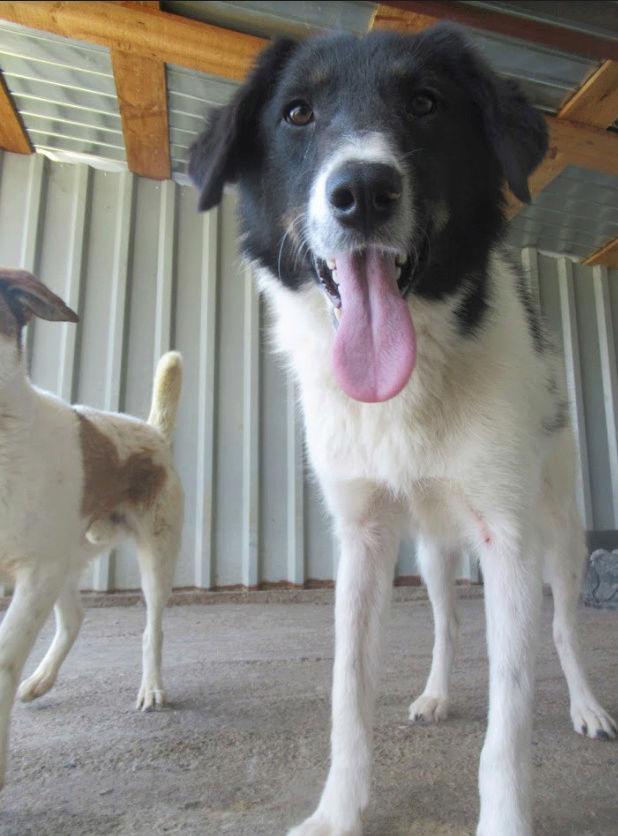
0, 1, 617, 265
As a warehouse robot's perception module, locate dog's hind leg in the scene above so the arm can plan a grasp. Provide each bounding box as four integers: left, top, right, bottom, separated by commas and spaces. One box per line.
541, 430, 616, 740
409, 538, 458, 724
0, 563, 65, 786
289, 482, 402, 836
544, 508, 616, 740
17, 570, 84, 703
134, 522, 180, 711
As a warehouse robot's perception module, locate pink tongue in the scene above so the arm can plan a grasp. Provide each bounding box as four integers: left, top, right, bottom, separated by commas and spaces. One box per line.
332, 249, 416, 402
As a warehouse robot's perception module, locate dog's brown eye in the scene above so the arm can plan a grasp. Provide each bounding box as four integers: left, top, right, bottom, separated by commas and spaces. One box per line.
408, 92, 436, 118
284, 101, 314, 126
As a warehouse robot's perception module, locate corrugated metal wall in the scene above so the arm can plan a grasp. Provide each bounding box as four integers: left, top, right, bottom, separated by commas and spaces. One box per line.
0, 150, 617, 591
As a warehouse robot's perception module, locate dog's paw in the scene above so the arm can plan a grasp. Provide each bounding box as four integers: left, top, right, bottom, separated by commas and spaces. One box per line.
18, 670, 56, 702
136, 684, 166, 712
288, 813, 361, 836
409, 693, 449, 724
571, 700, 617, 740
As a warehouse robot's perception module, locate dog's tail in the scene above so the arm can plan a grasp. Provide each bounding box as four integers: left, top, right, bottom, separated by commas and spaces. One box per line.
148, 351, 183, 444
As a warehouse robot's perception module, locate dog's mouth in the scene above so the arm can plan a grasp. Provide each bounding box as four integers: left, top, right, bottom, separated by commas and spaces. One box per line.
316, 251, 413, 320
313, 247, 417, 403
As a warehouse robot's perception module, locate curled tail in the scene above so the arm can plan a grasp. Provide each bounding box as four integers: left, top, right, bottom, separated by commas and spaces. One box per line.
148, 351, 183, 443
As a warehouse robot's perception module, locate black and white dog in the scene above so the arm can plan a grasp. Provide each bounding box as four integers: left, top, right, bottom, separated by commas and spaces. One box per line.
190, 24, 615, 836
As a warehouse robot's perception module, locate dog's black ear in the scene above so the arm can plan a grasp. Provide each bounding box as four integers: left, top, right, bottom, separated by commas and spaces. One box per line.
418, 23, 548, 203
188, 38, 299, 212
479, 76, 548, 203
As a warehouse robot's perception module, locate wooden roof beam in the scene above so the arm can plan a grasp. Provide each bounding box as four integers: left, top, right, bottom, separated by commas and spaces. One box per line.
370, 3, 438, 32
0, 71, 33, 155
584, 239, 618, 269
558, 61, 618, 128
111, 49, 170, 180
544, 116, 618, 179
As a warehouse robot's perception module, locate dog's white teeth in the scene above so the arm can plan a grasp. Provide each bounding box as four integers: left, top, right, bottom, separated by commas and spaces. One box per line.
396, 254, 407, 266
332, 268, 338, 285
395, 267, 402, 280
327, 258, 336, 270
334, 307, 342, 322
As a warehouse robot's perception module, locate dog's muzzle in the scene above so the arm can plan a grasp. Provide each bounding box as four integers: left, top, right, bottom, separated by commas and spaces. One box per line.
326, 161, 403, 236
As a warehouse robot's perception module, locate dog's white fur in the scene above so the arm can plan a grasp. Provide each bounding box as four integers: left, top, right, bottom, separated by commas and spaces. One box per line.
253, 150, 616, 834
0, 270, 183, 788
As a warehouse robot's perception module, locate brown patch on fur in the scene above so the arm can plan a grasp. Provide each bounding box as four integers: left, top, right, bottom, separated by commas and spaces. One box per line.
279, 206, 305, 245
309, 68, 329, 86
76, 411, 166, 523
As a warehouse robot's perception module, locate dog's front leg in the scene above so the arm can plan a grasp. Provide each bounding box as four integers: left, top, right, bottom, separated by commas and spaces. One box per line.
0, 564, 65, 787
476, 518, 543, 836
289, 484, 401, 836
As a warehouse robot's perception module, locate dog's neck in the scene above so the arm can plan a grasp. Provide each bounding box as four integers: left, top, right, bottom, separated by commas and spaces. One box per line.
0, 350, 33, 427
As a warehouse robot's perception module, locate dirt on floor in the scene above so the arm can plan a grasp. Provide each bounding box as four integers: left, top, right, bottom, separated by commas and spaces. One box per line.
0, 590, 616, 835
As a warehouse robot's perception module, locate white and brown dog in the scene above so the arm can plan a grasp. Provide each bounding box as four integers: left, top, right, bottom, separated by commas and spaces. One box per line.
190, 24, 616, 836
0, 268, 183, 787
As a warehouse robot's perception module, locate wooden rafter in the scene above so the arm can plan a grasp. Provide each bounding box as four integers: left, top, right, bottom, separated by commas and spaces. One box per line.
559, 61, 618, 128
111, 49, 170, 180
545, 116, 618, 178
118, 1, 161, 10
371, 3, 438, 32
0, 71, 33, 155
584, 239, 618, 269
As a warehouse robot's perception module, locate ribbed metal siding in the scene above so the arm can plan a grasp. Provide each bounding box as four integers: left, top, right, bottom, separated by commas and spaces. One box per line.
0, 150, 616, 591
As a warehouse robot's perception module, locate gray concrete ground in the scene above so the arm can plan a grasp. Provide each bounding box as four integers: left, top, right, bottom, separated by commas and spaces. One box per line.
0, 590, 616, 835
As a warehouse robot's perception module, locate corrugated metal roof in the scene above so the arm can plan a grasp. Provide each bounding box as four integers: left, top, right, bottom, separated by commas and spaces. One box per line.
163, 0, 376, 38
0, 21, 125, 164
466, 29, 600, 113
478, 1, 618, 43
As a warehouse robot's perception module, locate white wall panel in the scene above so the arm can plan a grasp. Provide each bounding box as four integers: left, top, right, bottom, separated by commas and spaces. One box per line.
1, 150, 617, 592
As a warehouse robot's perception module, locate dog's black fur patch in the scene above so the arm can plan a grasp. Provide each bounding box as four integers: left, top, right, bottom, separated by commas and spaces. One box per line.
189, 24, 547, 335
454, 270, 490, 335
543, 400, 571, 435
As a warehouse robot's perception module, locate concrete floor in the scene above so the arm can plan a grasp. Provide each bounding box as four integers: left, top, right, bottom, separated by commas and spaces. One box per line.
0, 589, 616, 835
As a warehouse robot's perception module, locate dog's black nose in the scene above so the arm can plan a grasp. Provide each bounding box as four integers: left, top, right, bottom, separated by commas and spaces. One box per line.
326, 162, 402, 231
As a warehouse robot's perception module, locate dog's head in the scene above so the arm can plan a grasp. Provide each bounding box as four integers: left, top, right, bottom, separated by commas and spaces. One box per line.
189, 24, 547, 402
0, 269, 78, 359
